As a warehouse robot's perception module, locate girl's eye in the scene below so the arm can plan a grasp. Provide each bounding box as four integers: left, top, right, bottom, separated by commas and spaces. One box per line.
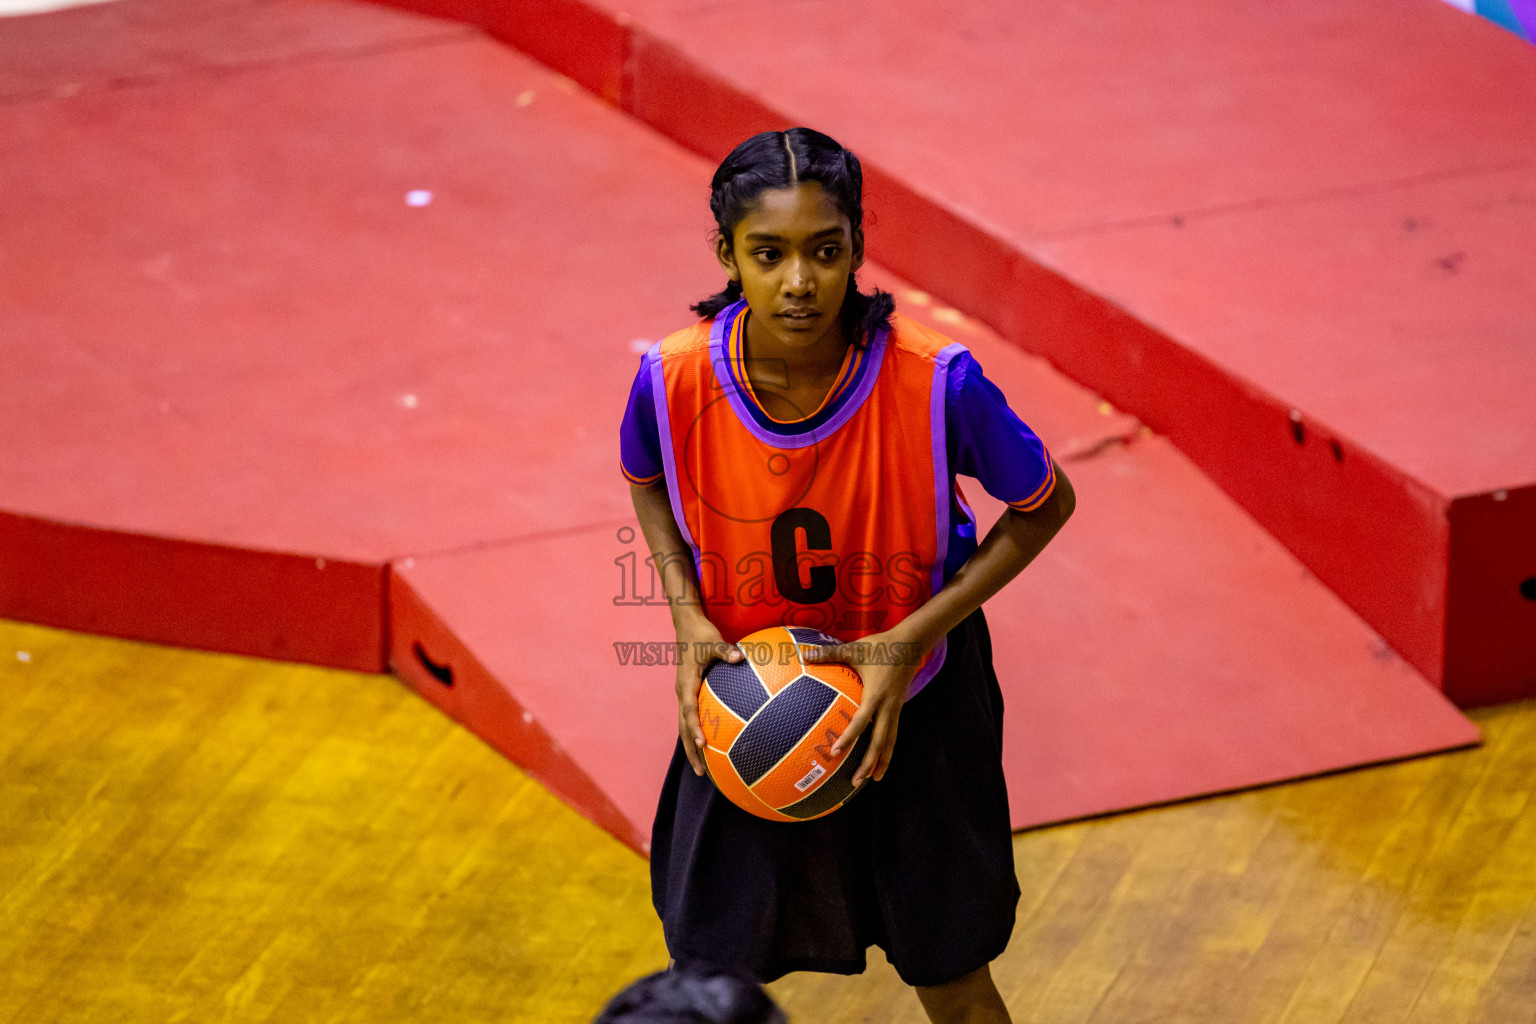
754, 248, 781, 263
818, 246, 841, 261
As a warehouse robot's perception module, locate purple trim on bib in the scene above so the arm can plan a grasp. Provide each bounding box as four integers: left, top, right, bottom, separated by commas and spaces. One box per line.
708, 300, 888, 451
902, 342, 968, 699
648, 341, 701, 572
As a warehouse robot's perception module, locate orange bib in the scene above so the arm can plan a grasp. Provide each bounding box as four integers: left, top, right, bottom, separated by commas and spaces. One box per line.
650, 301, 969, 696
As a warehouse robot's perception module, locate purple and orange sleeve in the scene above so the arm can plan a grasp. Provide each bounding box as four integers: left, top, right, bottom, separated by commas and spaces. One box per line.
946, 352, 1056, 511
619, 353, 665, 485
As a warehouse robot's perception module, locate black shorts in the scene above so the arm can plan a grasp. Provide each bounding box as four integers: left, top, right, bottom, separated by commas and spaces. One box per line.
649, 608, 1019, 988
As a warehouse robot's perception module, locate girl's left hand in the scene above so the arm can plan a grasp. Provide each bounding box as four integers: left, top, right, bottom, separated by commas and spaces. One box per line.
801, 629, 925, 788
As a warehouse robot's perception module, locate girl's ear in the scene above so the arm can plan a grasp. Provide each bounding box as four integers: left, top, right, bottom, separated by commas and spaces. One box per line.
715, 232, 741, 282
850, 227, 865, 273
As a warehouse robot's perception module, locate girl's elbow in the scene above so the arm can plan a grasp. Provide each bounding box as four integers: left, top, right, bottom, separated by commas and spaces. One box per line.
1029, 463, 1075, 531
1052, 470, 1077, 523
1005, 470, 1074, 535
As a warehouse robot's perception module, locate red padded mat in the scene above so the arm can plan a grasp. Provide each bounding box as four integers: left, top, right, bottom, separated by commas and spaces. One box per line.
0, 3, 718, 664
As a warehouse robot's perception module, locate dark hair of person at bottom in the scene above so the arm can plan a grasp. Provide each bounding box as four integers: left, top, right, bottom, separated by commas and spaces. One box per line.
592, 966, 787, 1024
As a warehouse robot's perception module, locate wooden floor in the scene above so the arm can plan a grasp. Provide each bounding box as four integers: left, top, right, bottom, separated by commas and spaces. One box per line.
3, 620, 1532, 1024
0, 619, 667, 1023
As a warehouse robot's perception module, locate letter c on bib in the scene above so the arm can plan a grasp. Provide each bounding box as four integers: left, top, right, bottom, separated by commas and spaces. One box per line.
771, 508, 836, 605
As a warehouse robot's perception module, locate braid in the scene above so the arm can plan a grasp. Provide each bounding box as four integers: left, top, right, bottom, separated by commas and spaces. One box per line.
845, 274, 896, 346
840, 149, 862, 229
690, 279, 743, 320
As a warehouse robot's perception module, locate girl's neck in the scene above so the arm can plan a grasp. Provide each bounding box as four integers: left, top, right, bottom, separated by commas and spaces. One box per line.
742, 307, 851, 381
738, 307, 852, 423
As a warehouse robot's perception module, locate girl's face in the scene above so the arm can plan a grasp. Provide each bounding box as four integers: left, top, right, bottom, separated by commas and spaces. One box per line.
718, 182, 863, 354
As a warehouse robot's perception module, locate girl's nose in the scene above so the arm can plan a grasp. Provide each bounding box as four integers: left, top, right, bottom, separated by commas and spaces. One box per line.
784, 256, 814, 294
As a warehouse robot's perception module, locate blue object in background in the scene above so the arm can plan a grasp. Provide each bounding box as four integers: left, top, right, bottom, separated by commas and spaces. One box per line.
1441, 0, 1533, 39
1478, 0, 1531, 38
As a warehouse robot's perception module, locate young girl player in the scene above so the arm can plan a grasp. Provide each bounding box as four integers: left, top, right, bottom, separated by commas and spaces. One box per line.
620, 128, 1075, 1024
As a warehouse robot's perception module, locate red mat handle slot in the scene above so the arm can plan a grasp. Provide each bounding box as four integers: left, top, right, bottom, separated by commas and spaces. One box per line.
413, 641, 454, 688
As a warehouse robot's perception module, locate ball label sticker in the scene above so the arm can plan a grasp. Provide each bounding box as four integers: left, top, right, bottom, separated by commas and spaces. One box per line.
795, 762, 826, 792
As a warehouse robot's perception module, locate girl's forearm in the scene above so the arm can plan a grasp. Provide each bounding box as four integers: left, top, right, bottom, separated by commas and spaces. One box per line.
629, 481, 712, 631
893, 462, 1076, 654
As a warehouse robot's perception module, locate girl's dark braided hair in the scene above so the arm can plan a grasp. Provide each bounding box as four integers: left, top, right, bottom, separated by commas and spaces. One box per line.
692, 128, 895, 349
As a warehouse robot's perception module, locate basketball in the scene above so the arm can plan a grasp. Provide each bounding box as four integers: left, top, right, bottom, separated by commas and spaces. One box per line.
696, 626, 871, 822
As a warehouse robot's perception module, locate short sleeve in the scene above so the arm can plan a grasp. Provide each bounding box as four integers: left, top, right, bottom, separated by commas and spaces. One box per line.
620, 352, 665, 485
946, 351, 1056, 511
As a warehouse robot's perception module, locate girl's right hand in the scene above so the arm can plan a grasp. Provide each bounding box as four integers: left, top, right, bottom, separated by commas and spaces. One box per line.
676, 621, 744, 777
